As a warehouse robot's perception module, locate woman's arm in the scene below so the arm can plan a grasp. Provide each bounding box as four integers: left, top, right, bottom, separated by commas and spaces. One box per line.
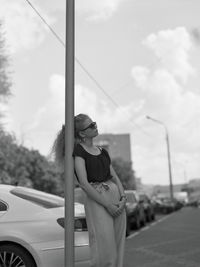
110, 165, 127, 213
75, 156, 120, 217
110, 165, 125, 198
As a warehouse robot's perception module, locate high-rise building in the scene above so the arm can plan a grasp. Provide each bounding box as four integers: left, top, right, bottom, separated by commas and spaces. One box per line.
94, 133, 136, 189
94, 133, 132, 162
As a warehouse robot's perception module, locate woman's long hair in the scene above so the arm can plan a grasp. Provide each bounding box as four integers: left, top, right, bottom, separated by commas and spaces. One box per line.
51, 125, 65, 166
52, 114, 89, 166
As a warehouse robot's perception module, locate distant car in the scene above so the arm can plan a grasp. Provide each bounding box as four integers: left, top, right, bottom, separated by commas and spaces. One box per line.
153, 197, 175, 214
187, 199, 200, 208
138, 193, 155, 222
0, 184, 90, 267
173, 199, 184, 210
124, 190, 146, 236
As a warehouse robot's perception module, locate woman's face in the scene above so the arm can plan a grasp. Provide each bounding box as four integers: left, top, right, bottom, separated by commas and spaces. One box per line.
80, 117, 98, 138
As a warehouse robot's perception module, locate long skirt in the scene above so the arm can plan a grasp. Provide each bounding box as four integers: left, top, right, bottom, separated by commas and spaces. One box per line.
84, 180, 126, 267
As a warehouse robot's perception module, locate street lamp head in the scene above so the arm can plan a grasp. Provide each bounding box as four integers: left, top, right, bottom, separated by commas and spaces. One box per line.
146, 115, 165, 127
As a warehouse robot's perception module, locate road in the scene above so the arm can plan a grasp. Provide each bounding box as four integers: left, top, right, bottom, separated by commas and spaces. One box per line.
124, 207, 200, 267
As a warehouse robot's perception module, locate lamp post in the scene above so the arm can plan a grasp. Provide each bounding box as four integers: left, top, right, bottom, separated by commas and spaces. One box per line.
146, 116, 174, 201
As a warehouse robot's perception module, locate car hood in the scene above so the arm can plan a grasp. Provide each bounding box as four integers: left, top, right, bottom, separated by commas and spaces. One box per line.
126, 202, 137, 209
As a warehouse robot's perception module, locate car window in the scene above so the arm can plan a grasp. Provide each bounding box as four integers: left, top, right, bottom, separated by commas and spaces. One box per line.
10, 187, 64, 209
0, 201, 7, 211
139, 194, 148, 202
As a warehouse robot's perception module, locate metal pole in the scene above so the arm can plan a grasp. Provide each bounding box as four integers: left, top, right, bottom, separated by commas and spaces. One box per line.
165, 129, 174, 201
146, 116, 174, 201
65, 0, 74, 266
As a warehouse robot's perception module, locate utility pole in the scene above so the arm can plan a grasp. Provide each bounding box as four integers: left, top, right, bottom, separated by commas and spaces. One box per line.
146, 116, 174, 201
65, 0, 75, 266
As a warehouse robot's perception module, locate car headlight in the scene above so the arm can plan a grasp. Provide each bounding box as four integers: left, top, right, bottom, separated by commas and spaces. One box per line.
57, 217, 87, 232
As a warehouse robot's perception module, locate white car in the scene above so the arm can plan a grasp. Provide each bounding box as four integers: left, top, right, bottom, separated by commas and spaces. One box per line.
0, 184, 90, 267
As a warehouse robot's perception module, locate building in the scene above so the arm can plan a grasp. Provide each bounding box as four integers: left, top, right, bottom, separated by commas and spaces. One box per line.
94, 133, 132, 162
94, 133, 136, 189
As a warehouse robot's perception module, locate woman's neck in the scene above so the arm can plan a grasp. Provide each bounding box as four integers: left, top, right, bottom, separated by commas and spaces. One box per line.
81, 138, 93, 147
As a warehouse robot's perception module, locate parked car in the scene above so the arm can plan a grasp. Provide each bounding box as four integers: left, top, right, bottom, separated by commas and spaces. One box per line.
75, 187, 86, 205
124, 190, 146, 236
173, 199, 184, 211
138, 193, 155, 222
0, 184, 90, 267
153, 197, 175, 214
187, 199, 200, 208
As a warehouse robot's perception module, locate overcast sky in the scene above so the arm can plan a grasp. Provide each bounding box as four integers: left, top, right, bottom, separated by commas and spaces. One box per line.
1, 0, 200, 185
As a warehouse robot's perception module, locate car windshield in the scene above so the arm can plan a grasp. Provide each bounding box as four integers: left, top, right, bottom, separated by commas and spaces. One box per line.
11, 187, 64, 209
125, 193, 137, 203
163, 198, 172, 203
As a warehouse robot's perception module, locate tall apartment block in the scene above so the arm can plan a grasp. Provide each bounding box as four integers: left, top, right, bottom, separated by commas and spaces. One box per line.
94, 133, 132, 162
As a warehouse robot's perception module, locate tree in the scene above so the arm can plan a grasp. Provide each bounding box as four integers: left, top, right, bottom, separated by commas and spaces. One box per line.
112, 157, 136, 190
0, 23, 64, 196
0, 130, 63, 196
0, 21, 11, 99
0, 21, 11, 127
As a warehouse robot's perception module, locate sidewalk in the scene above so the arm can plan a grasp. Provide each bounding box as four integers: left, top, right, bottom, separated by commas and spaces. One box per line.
124, 208, 200, 267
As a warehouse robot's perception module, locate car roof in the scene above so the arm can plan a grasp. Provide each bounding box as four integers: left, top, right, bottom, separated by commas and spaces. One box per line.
1, 185, 64, 208
0, 184, 85, 218
125, 190, 137, 194
0, 184, 15, 192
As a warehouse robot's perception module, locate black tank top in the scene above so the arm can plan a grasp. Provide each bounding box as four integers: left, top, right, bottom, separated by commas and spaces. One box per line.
73, 144, 112, 183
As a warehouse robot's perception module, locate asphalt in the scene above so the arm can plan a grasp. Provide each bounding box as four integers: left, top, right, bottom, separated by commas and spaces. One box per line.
124, 207, 200, 267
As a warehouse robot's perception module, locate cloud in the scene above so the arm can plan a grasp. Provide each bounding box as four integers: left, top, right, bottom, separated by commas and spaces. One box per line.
131, 66, 150, 88
130, 27, 200, 184
9, 25, 200, 185
143, 27, 195, 84
34, 0, 65, 13
131, 27, 200, 148
16, 74, 64, 154
0, 0, 55, 53
76, 0, 124, 21
23, 73, 142, 155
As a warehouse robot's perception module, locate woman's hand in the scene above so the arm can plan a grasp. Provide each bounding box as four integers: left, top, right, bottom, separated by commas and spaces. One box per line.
116, 198, 126, 215
106, 198, 126, 218
106, 203, 122, 217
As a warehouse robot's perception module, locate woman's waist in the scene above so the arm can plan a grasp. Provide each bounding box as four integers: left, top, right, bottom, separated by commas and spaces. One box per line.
90, 180, 112, 191
89, 178, 119, 195
88, 175, 112, 184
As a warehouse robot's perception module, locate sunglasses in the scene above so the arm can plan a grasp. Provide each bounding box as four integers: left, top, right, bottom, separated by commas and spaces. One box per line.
81, 122, 97, 131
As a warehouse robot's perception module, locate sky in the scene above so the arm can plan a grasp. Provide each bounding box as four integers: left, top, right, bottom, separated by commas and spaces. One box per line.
0, 0, 200, 185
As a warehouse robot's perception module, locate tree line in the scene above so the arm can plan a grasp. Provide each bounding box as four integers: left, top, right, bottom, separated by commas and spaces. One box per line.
0, 129, 136, 195
0, 130, 65, 195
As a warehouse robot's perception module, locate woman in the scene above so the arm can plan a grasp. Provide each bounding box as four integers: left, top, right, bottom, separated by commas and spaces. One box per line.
53, 114, 126, 267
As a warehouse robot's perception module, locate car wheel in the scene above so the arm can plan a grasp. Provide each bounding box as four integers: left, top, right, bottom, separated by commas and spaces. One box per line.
134, 216, 141, 230
146, 212, 151, 222
126, 219, 131, 236
162, 208, 167, 214
141, 216, 146, 226
0, 244, 36, 267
